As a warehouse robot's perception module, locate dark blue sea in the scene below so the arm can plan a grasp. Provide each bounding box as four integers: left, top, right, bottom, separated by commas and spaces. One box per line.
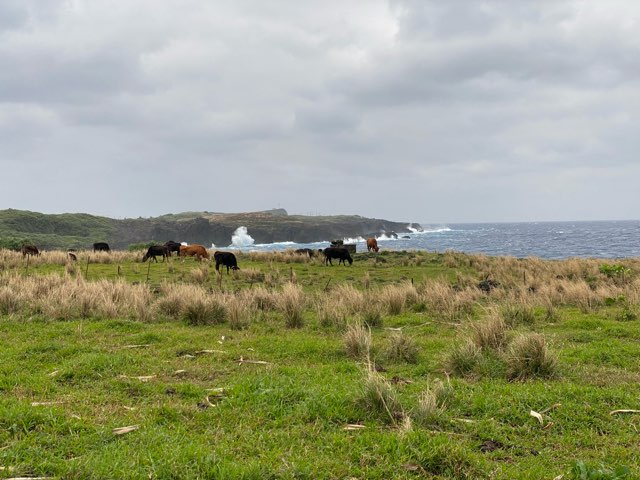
226, 221, 640, 259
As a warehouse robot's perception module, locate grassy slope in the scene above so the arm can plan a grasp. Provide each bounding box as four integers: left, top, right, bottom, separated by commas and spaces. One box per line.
1, 252, 639, 479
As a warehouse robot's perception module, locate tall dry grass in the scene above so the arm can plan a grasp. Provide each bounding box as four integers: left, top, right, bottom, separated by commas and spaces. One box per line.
0, 273, 152, 321
470, 312, 508, 351
344, 322, 372, 360
277, 283, 305, 328
417, 280, 480, 321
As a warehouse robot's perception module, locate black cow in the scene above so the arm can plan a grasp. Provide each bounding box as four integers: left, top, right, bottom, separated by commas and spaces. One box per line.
93, 242, 110, 252
295, 248, 316, 257
21, 244, 39, 257
214, 251, 239, 273
142, 245, 170, 263
164, 240, 182, 256
323, 247, 353, 266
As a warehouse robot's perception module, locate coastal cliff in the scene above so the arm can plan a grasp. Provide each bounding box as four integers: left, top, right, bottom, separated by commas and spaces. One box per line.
0, 208, 420, 250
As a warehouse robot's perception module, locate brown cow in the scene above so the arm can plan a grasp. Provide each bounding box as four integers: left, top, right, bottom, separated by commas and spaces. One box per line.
179, 244, 210, 260
366, 238, 379, 252
21, 245, 39, 257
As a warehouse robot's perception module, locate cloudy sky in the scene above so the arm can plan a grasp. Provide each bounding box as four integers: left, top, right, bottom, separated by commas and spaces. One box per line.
1, 0, 638, 223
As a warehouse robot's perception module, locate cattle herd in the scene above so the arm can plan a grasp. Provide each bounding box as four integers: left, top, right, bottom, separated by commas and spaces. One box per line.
17, 237, 383, 269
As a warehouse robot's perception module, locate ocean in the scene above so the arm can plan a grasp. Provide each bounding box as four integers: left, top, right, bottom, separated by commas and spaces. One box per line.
223, 220, 640, 260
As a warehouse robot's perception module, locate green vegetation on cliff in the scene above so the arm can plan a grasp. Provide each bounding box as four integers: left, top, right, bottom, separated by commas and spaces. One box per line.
0, 208, 416, 250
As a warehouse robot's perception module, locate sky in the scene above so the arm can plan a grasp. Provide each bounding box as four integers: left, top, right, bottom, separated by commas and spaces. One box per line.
1, 0, 639, 224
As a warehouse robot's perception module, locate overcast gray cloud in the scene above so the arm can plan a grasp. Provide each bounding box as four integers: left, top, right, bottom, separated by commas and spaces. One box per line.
1, 0, 638, 222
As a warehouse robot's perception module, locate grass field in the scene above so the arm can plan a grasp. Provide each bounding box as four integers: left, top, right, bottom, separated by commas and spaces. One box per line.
1, 249, 639, 479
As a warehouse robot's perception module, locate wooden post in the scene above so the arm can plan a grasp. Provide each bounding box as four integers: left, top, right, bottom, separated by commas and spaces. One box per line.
85, 256, 90, 278
146, 260, 151, 283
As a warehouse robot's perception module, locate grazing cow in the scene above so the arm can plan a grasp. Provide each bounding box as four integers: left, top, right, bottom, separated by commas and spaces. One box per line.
366, 238, 379, 252
93, 242, 110, 252
323, 247, 353, 266
164, 240, 182, 256
179, 244, 210, 260
142, 245, 170, 263
294, 248, 316, 258
21, 245, 39, 257
68, 252, 77, 261
214, 251, 239, 273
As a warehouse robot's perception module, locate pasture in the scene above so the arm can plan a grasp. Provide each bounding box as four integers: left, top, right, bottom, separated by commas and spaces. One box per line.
1, 249, 639, 479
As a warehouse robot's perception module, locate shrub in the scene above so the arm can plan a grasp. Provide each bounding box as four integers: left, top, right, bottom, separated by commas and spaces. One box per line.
507, 333, 558, 380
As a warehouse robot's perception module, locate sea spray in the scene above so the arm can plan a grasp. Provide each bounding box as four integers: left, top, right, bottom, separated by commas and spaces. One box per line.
231, 226, 255, 248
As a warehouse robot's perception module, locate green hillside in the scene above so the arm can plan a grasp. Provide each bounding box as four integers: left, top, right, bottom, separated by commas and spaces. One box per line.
0, 209, 416, 250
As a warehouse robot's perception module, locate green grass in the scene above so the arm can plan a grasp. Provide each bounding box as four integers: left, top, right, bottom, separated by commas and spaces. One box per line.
0, 251, 639, 478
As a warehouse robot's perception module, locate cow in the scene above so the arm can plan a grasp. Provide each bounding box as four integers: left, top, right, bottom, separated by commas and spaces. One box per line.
164, 240, 182, 256
93, 242, 110, 252
294, 248, 316, 258
21, 244, 39, 257
323, 247, 353, 266
179, 244, 210, 260
214, 251, 239, 273
366, 238, 379, 252
142, 245, 170, 263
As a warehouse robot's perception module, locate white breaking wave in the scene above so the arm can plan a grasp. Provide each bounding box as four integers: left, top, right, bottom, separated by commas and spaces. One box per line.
342, 236, 365, 244
230, 226, 255, 248
410, 226, 452, 234
375, 233, 396, 241
253, 241, 298, 247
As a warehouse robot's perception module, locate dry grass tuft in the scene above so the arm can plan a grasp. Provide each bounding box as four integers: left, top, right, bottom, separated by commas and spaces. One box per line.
384, 331, 419, 363
227, 298, 253, 330
507, 333, 558, 380
189, 264, 210, 284
443, 340, 482, 377
379, 284, 410, 315
361, 367, 403, 423
471, 313, 508, 351
277, 283, 305, 328
316, 297, 348, 329
241, 267, 265, 283
360, 302, 383, 328
412, 378, 452, 427
182, 296, 227, 326
344, 322, 372, 360
501, 302, 536, 327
